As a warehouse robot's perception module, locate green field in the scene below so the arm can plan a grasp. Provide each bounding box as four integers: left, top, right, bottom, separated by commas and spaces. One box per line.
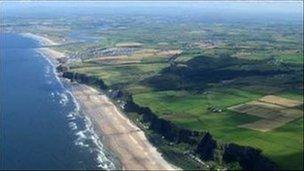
71, 55, 303, 169
132, 88, 303, 169
4, 2, 303, 170
58, 14, 303, 170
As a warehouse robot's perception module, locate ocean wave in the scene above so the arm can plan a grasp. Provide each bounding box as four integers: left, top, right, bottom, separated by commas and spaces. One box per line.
67, 112, 76, 121
65, 90, 116, 170
35, 46, 117, 170
44, 66, 55, 86
68, 121, 78, 130
50, 92, 55, 97
59, 92, 69, 106
72, 115, 116, 170
45, 65, 51, 74
35, 49, 65, 89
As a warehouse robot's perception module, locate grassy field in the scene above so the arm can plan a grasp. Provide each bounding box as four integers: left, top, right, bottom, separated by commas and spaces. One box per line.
69, 51, 303, 170
133, 87, 303, 169
70, 61, 169, 87
277, 53, 304, 64
5, 4, 303, 170
64, 18, 303, 170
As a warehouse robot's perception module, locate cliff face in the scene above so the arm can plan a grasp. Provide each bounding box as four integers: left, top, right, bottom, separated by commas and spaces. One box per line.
123, 94, 278, 170
196, 133, 217, 161
195, 133, 278, 170
124, 97, 202, 144
223, 143, 278, 170
62, 71, 107, 90
60, 70, 278, 170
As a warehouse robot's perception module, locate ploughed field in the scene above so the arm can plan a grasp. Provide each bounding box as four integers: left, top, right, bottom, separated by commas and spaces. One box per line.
66, 22, 303, 170
229, 95, 303, 132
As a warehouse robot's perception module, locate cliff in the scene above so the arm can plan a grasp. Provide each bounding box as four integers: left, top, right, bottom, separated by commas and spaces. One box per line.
124, 96, 202, 144
60, 69, 278, 170
195, 133, 278, 170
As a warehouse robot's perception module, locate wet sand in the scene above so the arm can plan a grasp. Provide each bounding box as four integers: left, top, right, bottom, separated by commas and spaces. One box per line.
70, 83, 176, 170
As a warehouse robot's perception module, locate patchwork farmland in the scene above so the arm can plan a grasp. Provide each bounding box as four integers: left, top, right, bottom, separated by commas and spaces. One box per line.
229, 95, 303, 132
19, 6, 303, 169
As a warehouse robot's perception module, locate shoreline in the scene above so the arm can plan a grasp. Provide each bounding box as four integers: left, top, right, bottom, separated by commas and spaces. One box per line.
25, 33, 177, 170
21, 33, 59, 46
25, 33, 121, 170
70, 83, 177, 170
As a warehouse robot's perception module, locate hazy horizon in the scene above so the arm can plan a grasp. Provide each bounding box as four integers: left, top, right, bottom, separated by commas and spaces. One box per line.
3, 1, 303, 25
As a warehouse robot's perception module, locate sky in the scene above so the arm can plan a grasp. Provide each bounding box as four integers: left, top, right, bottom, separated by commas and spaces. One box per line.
3, 1, 303, 13
2, 1, 303, 23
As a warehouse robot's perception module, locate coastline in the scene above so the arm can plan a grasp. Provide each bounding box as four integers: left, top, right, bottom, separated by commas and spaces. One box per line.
24, 33, 120, 169
26, 33, 177, 170
21, 33, 59, 46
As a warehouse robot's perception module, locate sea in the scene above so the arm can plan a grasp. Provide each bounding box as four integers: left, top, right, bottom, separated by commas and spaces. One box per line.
0, 33, 117, 170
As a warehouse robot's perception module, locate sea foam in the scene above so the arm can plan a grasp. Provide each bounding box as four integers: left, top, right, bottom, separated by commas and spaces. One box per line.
33, 40, 117, 170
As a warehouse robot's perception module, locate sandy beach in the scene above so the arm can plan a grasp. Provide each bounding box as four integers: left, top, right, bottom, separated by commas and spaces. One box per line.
38, 48, 65, 60
27, 33, 177, 170
70, 83, 176, 170
22, 33, 59, 46
22, 33, 65, 65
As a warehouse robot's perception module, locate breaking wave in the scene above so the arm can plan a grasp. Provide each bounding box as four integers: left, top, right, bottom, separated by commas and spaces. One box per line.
38, 48, 117, 170
68, 99, 117, 170
59, 92, 69, 106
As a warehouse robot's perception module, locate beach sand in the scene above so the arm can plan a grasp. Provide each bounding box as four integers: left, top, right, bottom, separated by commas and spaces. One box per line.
22, 33, 65, 64
27, 33, 177, 170
22, 33, 59, 46
70, 83, 176, 170
37, 48, 65, 62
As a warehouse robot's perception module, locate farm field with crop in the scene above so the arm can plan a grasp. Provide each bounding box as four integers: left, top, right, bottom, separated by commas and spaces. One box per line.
2, 2, 303, 170
70, 50, 303, 169
12, 4, 301, 169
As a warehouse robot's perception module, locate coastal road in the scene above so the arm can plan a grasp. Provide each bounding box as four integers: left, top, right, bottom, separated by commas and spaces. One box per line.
70, 83, 176, 170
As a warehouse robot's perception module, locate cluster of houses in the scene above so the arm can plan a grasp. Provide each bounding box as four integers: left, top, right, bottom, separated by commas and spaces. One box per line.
70, 47, 142, 60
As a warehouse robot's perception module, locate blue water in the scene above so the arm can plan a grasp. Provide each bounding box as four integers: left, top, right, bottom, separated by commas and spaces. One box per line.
0, 34, 116, 170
